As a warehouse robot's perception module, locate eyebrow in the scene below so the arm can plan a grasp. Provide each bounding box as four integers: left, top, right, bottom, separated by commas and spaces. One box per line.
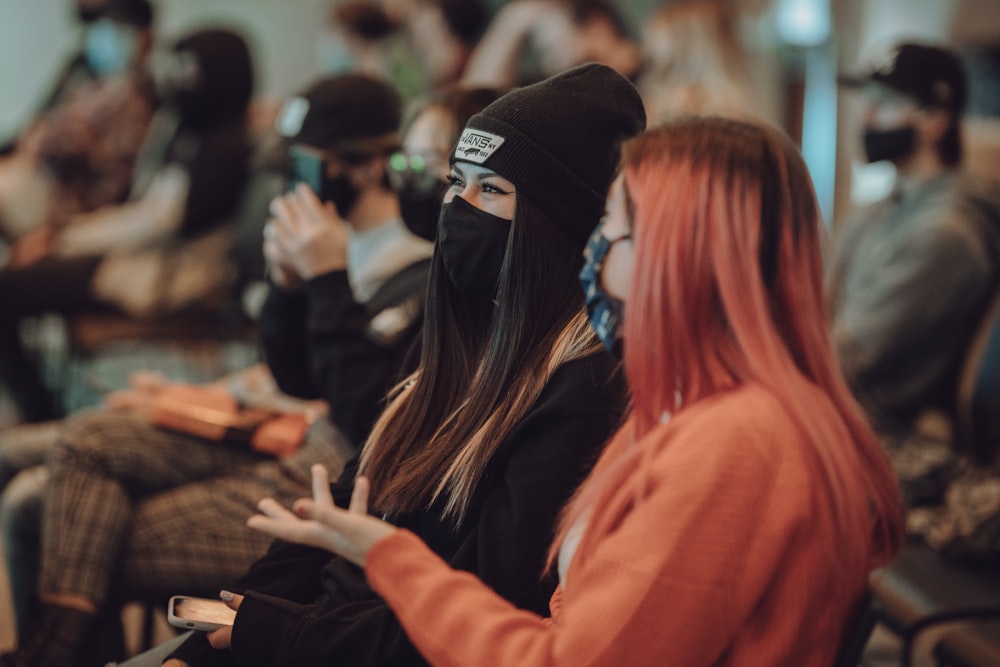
450, 163, 502, 182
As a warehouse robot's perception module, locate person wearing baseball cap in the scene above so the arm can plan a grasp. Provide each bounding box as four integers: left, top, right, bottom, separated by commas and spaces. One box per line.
838, 42, 967, 166
259, 72, 434, 441
828, 42, 999, 443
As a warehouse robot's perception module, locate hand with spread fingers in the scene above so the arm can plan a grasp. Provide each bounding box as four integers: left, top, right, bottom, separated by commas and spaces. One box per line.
265, 183, 351, 283
247, 464, 396, 568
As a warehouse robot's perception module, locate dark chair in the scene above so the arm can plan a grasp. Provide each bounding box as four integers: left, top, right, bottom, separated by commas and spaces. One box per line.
834, 593, 881, 667
955, 287, 1000, 465
868, 541, 1000, 667
934, 620, 1000, 667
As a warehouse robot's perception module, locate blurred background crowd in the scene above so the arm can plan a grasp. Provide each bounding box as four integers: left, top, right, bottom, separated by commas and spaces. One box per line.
0, 1, 996, 421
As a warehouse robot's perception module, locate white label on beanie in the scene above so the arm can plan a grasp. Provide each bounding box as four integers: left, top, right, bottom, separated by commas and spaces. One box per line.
455, 128, 505, 163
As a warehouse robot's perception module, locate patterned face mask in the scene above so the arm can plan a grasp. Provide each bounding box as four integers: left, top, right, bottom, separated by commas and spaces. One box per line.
579, 224, 630, 355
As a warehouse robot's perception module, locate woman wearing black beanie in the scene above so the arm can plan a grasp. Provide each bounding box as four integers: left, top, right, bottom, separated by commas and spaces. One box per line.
150, 63, 646, 667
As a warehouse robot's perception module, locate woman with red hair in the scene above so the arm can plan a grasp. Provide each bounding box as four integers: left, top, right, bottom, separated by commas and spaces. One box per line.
248, 116, 905, 666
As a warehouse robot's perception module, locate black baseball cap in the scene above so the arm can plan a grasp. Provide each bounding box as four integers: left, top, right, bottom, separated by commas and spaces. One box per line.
839, 43, 968, 113
274, 74, 402, 158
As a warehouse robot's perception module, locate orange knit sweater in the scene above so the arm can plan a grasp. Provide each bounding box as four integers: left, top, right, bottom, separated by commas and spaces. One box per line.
365, 385, 871, 666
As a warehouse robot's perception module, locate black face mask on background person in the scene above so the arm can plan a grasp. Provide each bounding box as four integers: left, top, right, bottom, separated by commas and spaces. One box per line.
863, 125, 917, 164
321, 174, 361, 218
398, 179, 448, 242
437, 196, 510, 300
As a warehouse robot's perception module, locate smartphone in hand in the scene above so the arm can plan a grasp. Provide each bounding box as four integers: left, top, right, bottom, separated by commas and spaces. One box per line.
167, 595, 237, 632
288, 144, 326, 194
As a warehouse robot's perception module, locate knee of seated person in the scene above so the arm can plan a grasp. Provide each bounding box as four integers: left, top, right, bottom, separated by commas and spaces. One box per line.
0, 421, 61, 491
0, 458, 19, 493
53, 408, 135, 461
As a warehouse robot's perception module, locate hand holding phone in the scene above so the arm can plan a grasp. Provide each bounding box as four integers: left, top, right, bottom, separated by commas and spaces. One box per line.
167, 595, 238, 632
267, 184, 350, 279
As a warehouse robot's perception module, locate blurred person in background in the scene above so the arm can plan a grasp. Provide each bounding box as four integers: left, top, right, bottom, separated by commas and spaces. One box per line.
830, 43, 998, 442
391, 0, 489, 91
461, 0, 643, 88
829, 43, 1000, 528
315, 0, 400, 78
6, 0, 120, 133
312, 0, 488, 102
0, 0, 156, 242
0, 26, 253, 425
635, 0, 757, 122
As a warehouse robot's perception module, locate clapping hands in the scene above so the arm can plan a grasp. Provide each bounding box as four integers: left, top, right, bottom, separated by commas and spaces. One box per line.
263, 184, 350, 289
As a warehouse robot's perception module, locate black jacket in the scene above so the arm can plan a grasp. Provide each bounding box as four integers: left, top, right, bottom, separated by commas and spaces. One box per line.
169, 352, 627, 666
258, 260, 429, 447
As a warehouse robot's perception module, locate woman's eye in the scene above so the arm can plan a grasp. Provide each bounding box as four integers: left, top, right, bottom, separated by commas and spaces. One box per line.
446, 174, 464, 189
481, 181, 510, 195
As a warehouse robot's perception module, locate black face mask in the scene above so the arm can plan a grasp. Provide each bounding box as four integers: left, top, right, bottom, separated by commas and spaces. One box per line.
863, 126, 917, 164
437, 196, 511, 300
321, 174, 360, 218
398, 179, 447, 242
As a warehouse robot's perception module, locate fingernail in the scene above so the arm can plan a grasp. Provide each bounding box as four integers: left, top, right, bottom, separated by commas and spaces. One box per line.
220, 590, 234, 602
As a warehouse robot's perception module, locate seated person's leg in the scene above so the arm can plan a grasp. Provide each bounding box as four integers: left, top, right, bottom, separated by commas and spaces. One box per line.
2, 410, 265, 665
115, 418, 354, 602
0, 256, 103, 422
0, 465, 47, 641
0, 420, 61, 491
39, 409, 268, 603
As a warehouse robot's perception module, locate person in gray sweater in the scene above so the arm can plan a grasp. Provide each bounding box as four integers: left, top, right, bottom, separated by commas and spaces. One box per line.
829, 42, 999, 436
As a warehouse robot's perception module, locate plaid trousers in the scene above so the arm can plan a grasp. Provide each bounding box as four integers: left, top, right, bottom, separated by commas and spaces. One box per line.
39, 409, 354, 605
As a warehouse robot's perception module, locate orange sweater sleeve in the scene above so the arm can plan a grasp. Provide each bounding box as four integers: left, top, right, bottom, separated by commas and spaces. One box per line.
365, 390, 842, 666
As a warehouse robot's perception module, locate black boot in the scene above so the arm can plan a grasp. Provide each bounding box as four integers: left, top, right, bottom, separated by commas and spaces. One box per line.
0, 604, 98, 667
78, 605, 126, 667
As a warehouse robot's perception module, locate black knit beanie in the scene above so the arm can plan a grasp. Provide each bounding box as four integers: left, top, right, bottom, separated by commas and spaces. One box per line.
452, 63, 646, 244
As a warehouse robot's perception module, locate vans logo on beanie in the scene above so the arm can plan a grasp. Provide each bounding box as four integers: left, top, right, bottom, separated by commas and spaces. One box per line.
455, 128, 505, 163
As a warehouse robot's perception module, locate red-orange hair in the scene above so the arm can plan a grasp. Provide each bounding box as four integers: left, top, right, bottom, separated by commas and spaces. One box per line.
553, 117, 903, 586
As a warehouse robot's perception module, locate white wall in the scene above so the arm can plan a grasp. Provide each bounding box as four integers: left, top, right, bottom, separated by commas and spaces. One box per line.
0, 0, 331, 142
852, 0, 954, 65
0, 0, 79, 141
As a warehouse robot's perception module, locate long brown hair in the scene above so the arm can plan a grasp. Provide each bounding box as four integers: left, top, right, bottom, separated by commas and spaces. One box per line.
360, 195, 604, 524
554, 117, 903, 589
